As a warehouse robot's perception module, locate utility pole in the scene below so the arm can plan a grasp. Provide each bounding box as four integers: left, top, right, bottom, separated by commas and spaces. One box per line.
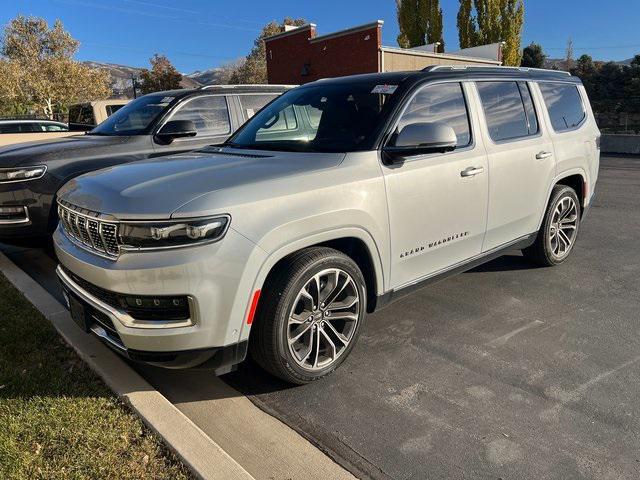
131, 74, 139, 99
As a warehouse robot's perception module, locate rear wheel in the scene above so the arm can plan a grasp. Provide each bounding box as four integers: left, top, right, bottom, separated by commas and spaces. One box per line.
523, 185, 581, 266
250, 247, 366, 384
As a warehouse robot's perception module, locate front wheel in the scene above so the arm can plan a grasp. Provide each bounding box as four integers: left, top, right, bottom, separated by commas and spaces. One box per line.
250, 247, 366, 384
523, 185, 581, 266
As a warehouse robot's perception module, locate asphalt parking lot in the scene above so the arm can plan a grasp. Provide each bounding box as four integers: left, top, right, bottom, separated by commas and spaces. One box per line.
2, 155, 639, 480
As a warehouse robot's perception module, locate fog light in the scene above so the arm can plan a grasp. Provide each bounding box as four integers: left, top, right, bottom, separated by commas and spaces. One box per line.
0, 206, 28, 222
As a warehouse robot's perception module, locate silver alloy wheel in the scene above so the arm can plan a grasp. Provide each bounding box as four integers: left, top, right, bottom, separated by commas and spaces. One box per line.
549, 195, 578, 259
287, 268, 360, 371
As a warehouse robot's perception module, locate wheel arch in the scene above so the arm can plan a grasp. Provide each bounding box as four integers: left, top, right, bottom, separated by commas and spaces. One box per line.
252, 229, 385, 318
537, 168, 588, 230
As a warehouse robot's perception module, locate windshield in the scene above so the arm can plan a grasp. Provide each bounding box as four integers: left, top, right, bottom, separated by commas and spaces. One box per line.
226, 82, 397, 152
90, 94, 177, 135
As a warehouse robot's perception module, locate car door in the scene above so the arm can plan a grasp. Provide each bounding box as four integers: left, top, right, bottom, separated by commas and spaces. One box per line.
152, 94, 234, 155
474, 81, 556, 251
382, 81, 489, 290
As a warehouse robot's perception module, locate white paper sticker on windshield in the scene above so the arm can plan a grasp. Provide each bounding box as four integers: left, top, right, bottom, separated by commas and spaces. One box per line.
372, 84, 398, 94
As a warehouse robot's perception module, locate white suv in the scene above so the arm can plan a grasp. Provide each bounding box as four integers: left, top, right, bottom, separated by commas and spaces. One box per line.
53, 66, 600, 384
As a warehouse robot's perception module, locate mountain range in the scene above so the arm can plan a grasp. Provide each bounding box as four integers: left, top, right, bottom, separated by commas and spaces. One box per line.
84, 61, 227, 98
86, 56, 636, 99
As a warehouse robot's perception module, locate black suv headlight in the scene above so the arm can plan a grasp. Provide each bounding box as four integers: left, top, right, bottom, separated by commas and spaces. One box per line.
0, 166, 47, 183
119, 215, 230, 251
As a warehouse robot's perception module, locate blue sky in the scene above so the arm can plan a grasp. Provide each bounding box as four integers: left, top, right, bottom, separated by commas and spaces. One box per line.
2, 0, 640, 72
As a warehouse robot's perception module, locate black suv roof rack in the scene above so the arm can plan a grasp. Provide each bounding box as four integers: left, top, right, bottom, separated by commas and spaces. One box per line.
421, 65, 571, 77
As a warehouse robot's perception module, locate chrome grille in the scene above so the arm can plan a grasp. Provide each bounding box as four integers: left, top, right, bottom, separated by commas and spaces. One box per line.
58, 201, 120, 258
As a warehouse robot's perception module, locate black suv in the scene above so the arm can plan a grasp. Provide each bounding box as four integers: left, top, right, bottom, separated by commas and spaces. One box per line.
0, 84, 292, 242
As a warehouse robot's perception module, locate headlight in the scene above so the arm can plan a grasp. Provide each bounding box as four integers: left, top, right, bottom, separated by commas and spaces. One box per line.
119, 215, 230, 250
0, 166, 47, 183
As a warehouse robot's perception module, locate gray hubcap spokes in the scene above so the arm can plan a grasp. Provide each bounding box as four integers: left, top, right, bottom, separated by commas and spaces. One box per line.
287, 268, 360, 371
549, 196, 578, 258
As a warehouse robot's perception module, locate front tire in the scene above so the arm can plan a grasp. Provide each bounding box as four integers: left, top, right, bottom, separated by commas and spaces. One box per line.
250, 247, 366, 384
523, 185, 581, 266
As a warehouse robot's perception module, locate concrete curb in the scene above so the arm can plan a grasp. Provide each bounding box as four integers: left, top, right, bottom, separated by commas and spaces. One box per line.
0, 252, 253, 480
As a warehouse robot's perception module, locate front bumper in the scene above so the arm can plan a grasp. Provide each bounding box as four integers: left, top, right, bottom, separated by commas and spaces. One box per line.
53, 223, 266, 370
57, 264, 248, 373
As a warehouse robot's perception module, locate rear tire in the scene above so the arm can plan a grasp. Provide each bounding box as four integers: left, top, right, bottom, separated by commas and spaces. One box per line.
523, 185, 581, 267
250, 247, 366, 384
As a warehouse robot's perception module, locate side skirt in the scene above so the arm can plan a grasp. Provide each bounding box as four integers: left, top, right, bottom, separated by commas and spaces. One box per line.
373, 233, 537, 312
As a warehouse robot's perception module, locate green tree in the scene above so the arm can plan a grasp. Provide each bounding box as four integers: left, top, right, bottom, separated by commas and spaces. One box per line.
396, 0, 444, 51
0, 15, 111, 117
520, 42, 545, 68
229, 17, 307, 84
456, 0, 525, 66
139, 54, 182, 94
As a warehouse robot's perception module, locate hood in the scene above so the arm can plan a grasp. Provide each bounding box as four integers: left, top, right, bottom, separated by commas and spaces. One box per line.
57, 147, 346, 219
0, 134, 138, 168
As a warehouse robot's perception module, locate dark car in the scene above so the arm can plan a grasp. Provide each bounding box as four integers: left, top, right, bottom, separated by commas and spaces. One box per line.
0, 84, 293, 243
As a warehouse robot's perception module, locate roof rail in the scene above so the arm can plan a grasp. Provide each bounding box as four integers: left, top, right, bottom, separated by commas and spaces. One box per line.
422, 65, 571, 76
198, 84, 297, 90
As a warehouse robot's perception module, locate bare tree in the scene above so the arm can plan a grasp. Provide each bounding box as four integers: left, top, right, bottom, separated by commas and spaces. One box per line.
564, 38, 574, 71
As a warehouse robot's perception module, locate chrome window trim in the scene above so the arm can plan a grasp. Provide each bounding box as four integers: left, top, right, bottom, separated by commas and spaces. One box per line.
0, 206, 30, 225
57, 265, 197, 329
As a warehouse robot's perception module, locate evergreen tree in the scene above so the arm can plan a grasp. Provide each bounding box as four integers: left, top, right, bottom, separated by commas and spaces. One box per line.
456, 0, 525, 66
521, 42, 545, 68
397, 0, 444, 51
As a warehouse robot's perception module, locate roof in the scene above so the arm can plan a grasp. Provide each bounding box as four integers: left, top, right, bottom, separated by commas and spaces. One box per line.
302, 66, 580, 88
148, 84, 295, 98
0, 119, 67, 125
380, 45, 501, 66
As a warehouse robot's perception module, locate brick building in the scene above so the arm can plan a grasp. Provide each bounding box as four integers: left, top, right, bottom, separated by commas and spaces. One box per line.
265, 21, 502, 85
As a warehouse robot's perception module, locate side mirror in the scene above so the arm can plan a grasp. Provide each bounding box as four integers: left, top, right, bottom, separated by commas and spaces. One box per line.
383, 122, 457, 164
155, 120, 197, 143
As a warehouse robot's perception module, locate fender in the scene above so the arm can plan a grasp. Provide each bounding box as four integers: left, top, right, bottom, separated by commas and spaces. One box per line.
536, 167, 588, 231
235, 225, 386, 343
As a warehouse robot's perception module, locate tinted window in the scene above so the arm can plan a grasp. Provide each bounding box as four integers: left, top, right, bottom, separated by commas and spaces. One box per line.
0, 123, 36, 133
69, 104, 95, 126
239, 94, 278, 120
171, 95, 230, 136
539, 83, 585, 132
399, 82, 471, 147
106, 104, 125, 116
477, 81, 539, 142
229, 82, 394, 153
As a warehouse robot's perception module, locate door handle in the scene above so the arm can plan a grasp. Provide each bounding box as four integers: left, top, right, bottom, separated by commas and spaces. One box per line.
536, 151, 553, 160
460, 166, 484, 177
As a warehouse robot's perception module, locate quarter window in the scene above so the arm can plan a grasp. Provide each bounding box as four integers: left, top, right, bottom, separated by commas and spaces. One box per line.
239, 94, 279, 120
539, 83, 585, 132
399, 82, 471, 148
477, 81, 538, 142
171, 95, 231, 136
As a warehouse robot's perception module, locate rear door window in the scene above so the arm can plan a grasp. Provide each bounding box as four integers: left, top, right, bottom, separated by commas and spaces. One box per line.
477, 81, 539, 142
539, 83, 586, 132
